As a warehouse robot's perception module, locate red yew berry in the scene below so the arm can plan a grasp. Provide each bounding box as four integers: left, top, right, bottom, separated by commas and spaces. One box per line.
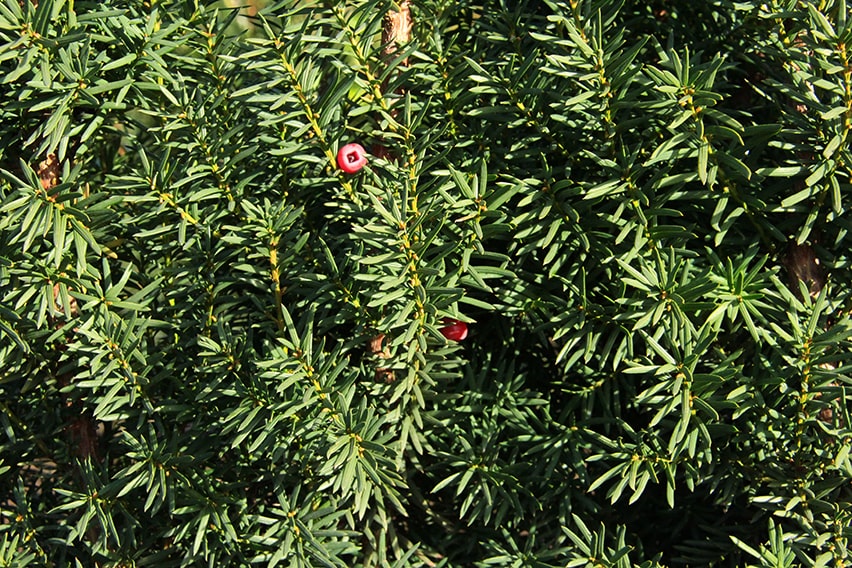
337, 143, 368, 174
439, 319, 468, 341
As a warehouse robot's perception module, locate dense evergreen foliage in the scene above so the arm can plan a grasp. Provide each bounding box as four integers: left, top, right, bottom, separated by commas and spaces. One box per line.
1, 0, 851, 565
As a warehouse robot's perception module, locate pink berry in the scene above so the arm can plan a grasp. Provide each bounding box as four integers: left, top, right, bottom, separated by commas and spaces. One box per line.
337, 143, 368, 174
439, 319, 468, 341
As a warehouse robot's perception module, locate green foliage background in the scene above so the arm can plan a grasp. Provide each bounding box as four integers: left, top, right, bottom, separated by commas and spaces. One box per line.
1, 0, 852, 566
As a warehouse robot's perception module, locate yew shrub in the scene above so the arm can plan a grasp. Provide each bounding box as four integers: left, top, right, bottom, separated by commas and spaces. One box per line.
1, 0, 851, 566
